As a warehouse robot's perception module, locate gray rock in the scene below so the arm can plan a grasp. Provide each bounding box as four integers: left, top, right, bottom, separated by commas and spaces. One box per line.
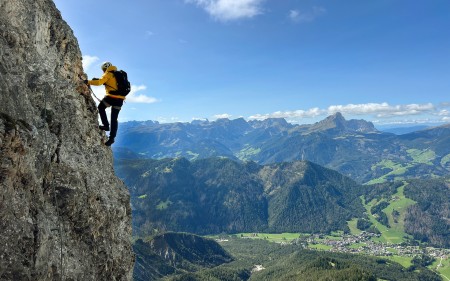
0, 0, 134, 280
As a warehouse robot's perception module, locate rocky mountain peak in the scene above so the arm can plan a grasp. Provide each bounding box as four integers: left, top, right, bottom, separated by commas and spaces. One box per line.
329, 112, 346, 122
249, 118, 292, 130
310, 112, 376, 134
312, 112, 347, 130
0, 0, 134, 280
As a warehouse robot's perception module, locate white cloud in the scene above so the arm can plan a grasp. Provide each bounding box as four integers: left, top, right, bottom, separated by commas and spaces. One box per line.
249, 102, 439, 122
289, 6, 326, 23
249, 107, 323, 120
157, 117, 181, 123
328, 102, 435, 117
192, 117, 209, 121
82, 55, 99, 71
214, 113, 233, 119
437, 109, 450, 116
372, 118, 436, 125
186, 0, 265, 21
126, 85, 159, 104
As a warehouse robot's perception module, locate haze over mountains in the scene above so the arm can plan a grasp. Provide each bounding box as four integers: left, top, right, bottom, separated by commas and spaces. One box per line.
114, 113, 450, 183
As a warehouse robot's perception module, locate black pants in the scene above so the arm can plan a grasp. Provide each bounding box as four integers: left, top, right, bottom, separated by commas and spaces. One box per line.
98, 96, 123, 139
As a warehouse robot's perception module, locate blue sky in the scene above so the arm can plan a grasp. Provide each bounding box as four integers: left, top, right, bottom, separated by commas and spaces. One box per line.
53, 0, 450, 126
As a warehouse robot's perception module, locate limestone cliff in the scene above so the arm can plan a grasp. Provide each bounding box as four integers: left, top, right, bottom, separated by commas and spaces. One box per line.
0, 0, 134, 280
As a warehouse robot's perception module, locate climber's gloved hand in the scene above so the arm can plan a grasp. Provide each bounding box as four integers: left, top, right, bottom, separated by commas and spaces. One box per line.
83, 79, 88, 85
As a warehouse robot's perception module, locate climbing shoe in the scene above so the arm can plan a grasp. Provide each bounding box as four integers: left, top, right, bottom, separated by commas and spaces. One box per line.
99, 125, 110, 131
105, 137, 115, 146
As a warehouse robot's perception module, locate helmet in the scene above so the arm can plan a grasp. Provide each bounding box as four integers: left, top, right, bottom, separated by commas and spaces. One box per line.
101, 61, 112, 72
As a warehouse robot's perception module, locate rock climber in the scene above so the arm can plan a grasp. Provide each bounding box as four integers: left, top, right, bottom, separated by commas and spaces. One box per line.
84, 62, 124, 146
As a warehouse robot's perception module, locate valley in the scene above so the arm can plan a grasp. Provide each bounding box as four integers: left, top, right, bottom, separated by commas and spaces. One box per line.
113, 115, 449, 280
161, 236, 443, 281
211, 232, 450, 281
3, 0, 448, 279
207, 180, 449, 280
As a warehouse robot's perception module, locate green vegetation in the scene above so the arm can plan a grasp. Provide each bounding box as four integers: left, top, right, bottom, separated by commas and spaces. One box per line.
382, 255, 413, 268
403, 178, 450, 248
133, 233, 233, 281
116, 157, 364, 236
186, 151, 200, 160
234, 233, 300, 243
348, 243, 366, 249
117, 116, 450, 183
362, 198, 407, 244
211, 231, 449, 280
370, 201, 390, 226
128, 173, 450, 280
308, 244, 333, 251
347, 218, 362, 235
407, 148, 436, 165
381, 184, 415, 234
368, 160, 410, 184
156, 199, 172, 210
440, 154, 450, 167
370, 159, 397, 172
357, 183, 419, 244
432, 257, 450, 281
236, 145, 261, 161
163, 167, 173, 173
117, 157, 448, 252
367, 149, 438, 184
166, 237, 440, 281
356, 218, 372, 231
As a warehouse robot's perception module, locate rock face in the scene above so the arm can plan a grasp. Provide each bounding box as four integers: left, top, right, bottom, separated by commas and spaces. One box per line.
0, 0, 134, 280
309, 112, 377, 134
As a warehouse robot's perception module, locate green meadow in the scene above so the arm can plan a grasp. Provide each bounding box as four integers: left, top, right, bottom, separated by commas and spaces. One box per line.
432, 257, 450, 281
381, 184, 416, 233
382, 255, 414, 268
359, 183, 415, 244
236, 145, 261, 161
348, 217, 362, 235
367, 148, 437, 184
406, 148, 436, 165
235, 232, 301, 243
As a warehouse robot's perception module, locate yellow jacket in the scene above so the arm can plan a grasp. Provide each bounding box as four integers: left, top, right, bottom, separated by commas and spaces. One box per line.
88, 65, 125, 100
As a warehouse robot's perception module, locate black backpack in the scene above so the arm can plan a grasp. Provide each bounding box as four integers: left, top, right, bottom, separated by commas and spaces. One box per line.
111, 70, 131, 96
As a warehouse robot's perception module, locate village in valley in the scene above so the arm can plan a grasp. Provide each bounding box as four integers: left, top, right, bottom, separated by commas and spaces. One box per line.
295, 232, 449, 260
215, 231, 450, 280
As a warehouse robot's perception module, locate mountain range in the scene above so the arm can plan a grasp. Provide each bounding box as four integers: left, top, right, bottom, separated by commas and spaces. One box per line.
115, 156, 449, 248
115, 157, 366, 236
114, 113, 450, 183
113, 114, 450, 279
